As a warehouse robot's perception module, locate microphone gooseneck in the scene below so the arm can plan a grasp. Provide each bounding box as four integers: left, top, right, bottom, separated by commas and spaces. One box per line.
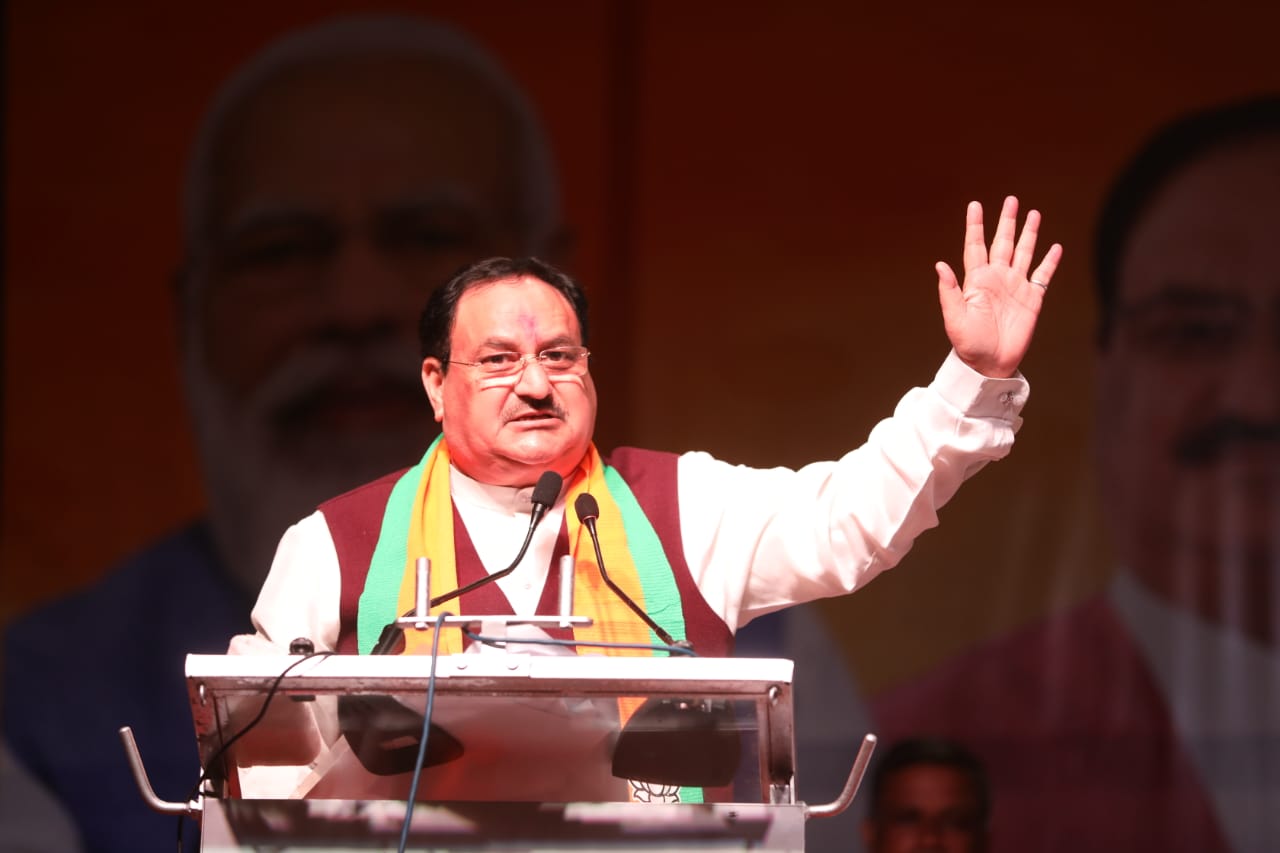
573, 492, 686, 650
429, 470, 564, 609
371, 470, 564, 654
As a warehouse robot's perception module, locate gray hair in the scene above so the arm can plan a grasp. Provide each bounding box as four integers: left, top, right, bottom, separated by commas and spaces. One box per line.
181, 14, 561, 258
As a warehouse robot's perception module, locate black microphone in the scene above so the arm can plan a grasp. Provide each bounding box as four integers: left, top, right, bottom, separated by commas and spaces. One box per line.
573, 492, 688, 651
371, 470, 563, 655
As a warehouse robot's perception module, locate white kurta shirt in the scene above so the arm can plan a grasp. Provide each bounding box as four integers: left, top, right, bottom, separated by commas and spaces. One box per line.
240, 350, 1028, 654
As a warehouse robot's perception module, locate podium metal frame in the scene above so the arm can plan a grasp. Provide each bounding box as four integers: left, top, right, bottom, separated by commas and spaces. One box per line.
122, 651, 874, 851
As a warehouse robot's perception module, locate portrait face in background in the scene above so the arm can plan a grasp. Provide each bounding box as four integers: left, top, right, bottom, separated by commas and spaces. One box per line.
862, 763, 988, 853
423, 276, 597, 486
1096, 134, 1280, 646
179, 22, 563, 591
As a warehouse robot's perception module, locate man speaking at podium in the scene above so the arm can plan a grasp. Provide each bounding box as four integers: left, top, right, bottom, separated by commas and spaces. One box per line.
234, 197, 1061, 663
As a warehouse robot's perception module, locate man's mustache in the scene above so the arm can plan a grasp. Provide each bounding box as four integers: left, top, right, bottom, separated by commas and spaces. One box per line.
246, 340, 423, 429
503, 397, 565, 422
1173, 418, 1280, 467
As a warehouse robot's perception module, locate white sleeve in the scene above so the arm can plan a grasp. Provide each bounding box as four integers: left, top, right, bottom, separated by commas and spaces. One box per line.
228, 510, 343, 654
680, 350, 1028, 630
224, 512, 345, 776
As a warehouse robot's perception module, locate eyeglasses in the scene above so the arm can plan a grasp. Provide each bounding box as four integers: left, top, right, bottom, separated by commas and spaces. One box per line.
448, 346, 591, 378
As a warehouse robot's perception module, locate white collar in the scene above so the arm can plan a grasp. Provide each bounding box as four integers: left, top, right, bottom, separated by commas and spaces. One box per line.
448, 465, 544, 515
1108, 569, 1280, 847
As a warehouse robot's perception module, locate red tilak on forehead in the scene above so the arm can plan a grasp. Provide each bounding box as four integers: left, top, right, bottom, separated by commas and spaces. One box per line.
518, 312, 539, 340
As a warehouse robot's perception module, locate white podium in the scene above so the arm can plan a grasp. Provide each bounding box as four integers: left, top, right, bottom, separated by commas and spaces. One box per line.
123, 651, 873, 851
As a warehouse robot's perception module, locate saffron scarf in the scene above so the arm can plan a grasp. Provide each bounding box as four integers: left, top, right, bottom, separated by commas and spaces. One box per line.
354, 437, 704, 802
356, 436, 689, 658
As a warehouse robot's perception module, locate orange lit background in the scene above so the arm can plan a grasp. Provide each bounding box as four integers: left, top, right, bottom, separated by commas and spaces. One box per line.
5, 0, 1280, 693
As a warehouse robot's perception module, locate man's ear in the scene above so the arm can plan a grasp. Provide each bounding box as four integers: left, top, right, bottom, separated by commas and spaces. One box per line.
422, 358, 446, 423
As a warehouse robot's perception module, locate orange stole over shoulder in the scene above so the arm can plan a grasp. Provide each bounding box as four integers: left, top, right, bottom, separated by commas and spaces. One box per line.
354, 438, 704, 803
356, 436, 689, 658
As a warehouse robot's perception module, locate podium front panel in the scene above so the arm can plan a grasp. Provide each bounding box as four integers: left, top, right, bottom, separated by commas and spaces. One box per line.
186, 654, 796, 807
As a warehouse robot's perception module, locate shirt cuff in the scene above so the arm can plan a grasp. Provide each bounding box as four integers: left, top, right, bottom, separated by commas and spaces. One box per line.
931, 349, 1029, 420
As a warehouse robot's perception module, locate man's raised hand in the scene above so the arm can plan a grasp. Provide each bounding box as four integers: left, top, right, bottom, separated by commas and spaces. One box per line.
937, 195, 1063, 378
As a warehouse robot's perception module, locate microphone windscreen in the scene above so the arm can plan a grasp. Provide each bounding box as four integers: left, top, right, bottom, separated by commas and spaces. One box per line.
532, 470, 563, 508
574, 492, 600, 523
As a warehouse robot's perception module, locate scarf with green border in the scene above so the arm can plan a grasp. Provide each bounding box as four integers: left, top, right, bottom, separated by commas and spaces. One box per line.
355, 436, 704, 801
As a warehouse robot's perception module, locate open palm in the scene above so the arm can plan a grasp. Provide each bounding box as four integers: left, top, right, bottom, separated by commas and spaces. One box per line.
938, 196, 1063, 378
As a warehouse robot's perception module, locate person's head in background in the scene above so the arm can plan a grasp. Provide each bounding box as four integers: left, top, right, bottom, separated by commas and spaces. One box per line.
861, 737, 990, 853
177, 15, 567, 596
1094, 96, 1280, 648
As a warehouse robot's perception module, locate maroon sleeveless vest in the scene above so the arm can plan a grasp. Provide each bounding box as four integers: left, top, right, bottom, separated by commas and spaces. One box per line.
320, 447, 733, 656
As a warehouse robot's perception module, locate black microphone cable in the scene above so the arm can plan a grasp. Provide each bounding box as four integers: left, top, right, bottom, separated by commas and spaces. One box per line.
176, 643, 335, 853
397, 611, 449, 853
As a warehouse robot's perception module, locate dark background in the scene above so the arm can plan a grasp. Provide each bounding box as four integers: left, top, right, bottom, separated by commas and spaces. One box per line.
4, 0, 1278, 696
